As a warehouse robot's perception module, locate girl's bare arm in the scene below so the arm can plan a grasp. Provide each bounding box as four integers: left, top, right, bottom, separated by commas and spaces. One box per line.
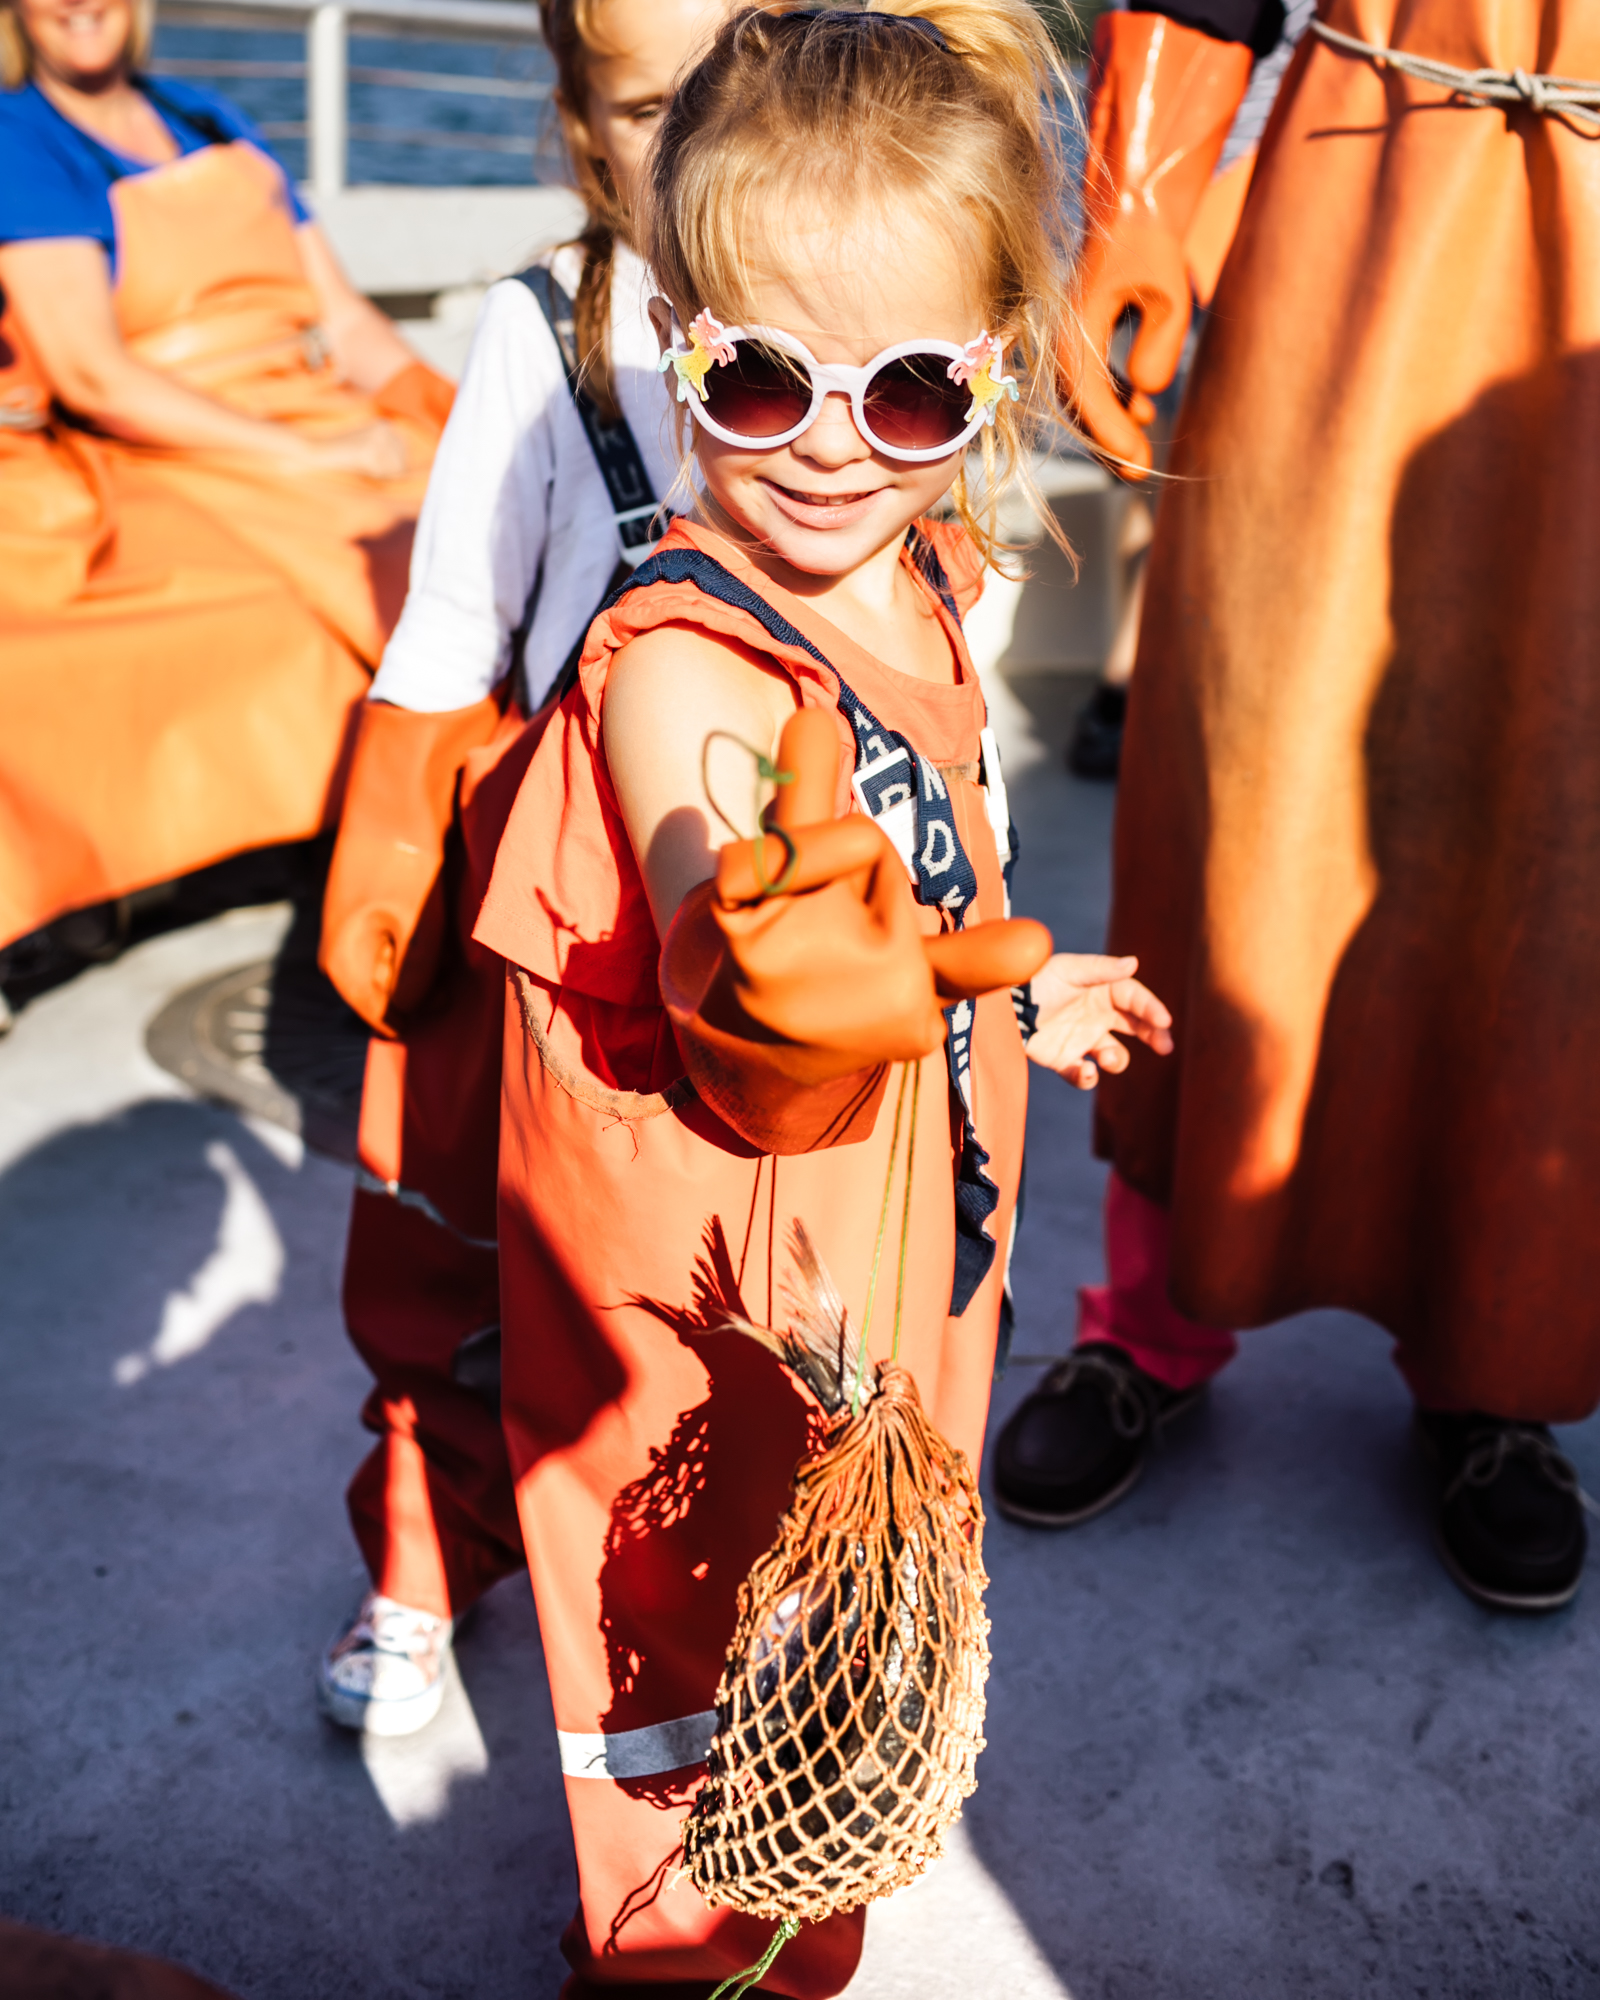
602, 623, 801, 936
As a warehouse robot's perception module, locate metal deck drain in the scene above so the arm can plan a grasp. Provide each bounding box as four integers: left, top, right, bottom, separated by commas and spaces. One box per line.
146, 956, 369, 1162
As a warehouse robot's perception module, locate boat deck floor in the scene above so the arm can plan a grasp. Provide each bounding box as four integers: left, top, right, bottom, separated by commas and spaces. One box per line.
2, 678, 1596, 2000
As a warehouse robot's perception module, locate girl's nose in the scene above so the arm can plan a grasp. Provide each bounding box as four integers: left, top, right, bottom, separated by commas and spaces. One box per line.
794, 391, 872, 468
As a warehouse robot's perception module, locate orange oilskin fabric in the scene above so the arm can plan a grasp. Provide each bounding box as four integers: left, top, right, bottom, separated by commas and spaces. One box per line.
0, 139, 444, 949
341, 703, 542, 1621
1101, 0, 1600, 1418
476, 517, 1026, 1995
100, 144, 439, 661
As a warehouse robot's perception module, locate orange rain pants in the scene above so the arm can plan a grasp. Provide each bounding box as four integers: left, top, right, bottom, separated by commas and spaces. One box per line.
0, 139, 444, 948
476, 517, 1029, 1995
342, 710, 540, 1620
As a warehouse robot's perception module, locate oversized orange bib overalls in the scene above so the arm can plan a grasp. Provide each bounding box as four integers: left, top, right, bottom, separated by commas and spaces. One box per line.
0, 138, 443, 947
475, 518, 1028, 1996
1102, 0, 1600, 1415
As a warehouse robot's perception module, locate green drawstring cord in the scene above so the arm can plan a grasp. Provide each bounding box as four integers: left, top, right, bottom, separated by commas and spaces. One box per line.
701, 730, 799, 895
853, 1060, 911, 1415
708, 1916, 801, 1999
889, 1057, 921, 1365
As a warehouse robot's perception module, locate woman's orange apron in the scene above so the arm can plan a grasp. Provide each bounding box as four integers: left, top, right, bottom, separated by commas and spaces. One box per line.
1101, 0, 1600, 1415
101, 142, 437, 661
0, 139, 442, 947
475, 518, 1027, 1996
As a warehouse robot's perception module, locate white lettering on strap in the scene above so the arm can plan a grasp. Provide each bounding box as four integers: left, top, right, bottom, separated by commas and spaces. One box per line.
557, 1710, 718, 1779
921, 819, 955, 876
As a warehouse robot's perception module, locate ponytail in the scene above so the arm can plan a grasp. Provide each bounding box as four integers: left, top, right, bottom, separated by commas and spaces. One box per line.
537, 0, 626, 422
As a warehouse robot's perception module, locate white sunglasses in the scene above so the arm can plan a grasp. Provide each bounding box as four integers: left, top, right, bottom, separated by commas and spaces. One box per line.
658, 312, 1019, 464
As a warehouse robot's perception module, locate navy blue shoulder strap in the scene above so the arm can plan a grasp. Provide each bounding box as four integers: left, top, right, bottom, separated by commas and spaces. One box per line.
906, 523, 961, 622
512, 263, 659, 558
604, 545, 834, 673
604, 538, 962, 669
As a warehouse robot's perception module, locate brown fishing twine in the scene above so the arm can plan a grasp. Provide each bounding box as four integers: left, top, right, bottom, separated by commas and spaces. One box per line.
691, 1053, 988, 1985
686, 1313, 990, 1925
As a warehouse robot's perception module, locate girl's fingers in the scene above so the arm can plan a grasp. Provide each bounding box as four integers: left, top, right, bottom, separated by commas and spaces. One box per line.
1109, 977, 1173, 1028
1044, 952, 1138, 986
1106, 1008, 1174, 1053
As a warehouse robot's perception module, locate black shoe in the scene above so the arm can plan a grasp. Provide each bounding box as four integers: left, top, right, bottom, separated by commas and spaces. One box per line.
1415, 1409, 1588, 1613
1066, 683, 1127, 781
992, 1341, 1204, 1528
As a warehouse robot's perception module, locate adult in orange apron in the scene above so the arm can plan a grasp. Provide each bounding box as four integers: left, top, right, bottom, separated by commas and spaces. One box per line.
1031, 0, 1598, 1608
0, 119, 445, 947
475, 516, 1029, 1995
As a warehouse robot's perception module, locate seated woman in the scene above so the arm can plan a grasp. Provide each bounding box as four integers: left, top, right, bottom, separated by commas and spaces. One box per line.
0, 0, 451, 954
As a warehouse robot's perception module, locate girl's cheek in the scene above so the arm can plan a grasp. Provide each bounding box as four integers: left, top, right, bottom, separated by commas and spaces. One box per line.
694, 439, 760, 511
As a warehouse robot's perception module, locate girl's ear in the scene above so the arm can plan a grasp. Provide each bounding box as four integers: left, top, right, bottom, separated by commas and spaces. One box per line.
648, 295, 676, 356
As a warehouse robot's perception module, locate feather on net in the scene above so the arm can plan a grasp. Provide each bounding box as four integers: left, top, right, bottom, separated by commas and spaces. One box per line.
684, 1221, 990, 1925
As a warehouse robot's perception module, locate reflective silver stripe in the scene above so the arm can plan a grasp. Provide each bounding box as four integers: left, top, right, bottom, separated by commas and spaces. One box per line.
557, 1710, 717, 1780
353, 1166, 497, 1250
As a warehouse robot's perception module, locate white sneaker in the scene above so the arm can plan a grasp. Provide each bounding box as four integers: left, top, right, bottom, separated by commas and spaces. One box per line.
317, 1591, 453, 1737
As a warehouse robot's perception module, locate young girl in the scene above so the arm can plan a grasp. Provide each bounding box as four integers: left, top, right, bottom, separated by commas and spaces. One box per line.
314, 0, 731, 1736
475, 2, 1173, 1988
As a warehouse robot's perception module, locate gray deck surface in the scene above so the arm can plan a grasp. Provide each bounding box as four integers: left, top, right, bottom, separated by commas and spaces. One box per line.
2, 676, 1596, 2000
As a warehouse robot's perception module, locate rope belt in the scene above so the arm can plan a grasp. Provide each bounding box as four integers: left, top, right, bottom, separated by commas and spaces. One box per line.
1310, 18, 1600, 135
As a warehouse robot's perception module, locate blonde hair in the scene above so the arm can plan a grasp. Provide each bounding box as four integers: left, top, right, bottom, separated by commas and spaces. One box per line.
538, 0, 632, 422
1, 0, 153, 88
644, 0, 1077, 564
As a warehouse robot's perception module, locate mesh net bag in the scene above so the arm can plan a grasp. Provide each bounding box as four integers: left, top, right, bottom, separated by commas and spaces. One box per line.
683, 1222, 990, 1926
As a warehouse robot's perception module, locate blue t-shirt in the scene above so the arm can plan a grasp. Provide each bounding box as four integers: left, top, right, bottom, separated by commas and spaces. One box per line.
0, 77, 308, 273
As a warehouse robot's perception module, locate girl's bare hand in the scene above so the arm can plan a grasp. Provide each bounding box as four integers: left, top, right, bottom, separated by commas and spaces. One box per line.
306, 421, 409, 480
1024, 951, 1173, 1089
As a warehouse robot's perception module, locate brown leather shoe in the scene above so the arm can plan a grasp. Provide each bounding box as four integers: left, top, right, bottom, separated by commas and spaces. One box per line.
993, 1340, 1204, 1527
1415, 1409, 1588, 1613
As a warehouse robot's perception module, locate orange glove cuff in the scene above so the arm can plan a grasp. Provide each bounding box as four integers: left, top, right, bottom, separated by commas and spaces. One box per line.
1059, 11, 1253, 466
373, 359, 456, 433
1083, 10, 1254, 247
319, 695, 501, 1033
660, 882, 892, 1154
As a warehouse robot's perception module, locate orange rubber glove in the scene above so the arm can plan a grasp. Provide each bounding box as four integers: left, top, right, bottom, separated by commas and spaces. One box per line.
660, 709, 1052, 1153
372, 358, 456, 433
319, 696, 501, 1034
1057, 9, 1253, 476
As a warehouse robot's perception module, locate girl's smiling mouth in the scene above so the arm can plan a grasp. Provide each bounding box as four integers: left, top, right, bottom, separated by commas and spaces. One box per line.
760, 477, 887, 523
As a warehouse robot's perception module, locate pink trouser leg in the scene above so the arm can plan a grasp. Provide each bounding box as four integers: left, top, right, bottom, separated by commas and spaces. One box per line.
1076, 1171, 1238, 1391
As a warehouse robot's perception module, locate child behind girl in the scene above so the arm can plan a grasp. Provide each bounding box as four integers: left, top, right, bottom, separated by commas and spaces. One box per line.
475, 2, 1173, 1989
313, 0, 731, 1737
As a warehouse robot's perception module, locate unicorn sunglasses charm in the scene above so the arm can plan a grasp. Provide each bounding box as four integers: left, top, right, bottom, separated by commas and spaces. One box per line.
947, 329, 1019, 428
660, 308, 739, 403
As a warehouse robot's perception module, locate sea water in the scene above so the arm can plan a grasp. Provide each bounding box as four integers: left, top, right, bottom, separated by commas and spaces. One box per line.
150, 20, 562, 188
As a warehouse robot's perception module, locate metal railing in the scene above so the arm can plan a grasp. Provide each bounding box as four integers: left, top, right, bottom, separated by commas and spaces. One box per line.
155, 0, 547, 196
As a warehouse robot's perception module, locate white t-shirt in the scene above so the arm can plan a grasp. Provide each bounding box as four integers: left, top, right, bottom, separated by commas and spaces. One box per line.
371, 241, 685, 713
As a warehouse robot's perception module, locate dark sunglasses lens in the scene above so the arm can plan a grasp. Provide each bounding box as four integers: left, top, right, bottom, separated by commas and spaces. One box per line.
863, 354, 973, 453
700, 343, 812, 440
